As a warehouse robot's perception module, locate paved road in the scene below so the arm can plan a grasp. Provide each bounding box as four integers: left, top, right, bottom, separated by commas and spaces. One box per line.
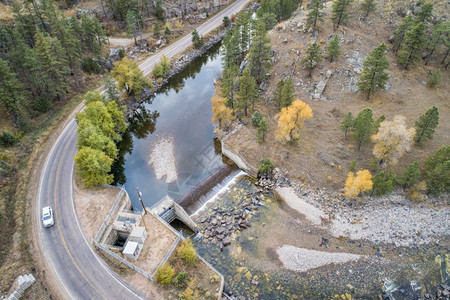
35, 0, 249, 299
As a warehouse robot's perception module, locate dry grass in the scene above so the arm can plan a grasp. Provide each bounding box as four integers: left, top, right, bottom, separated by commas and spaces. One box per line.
224, 1, 449, 193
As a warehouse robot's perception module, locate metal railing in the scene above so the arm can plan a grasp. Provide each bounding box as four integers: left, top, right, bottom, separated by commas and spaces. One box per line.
94, 240, 154, 281
94, 188, 125, 243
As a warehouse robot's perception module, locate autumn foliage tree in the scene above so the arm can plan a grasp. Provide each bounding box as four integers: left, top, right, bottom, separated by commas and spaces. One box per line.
112, 57, 149, 97
211, 95, 234, 127
371, 115, 415, 167
275, 99, 313, 144
75, 93, 127, 186
344, 169, 373, 198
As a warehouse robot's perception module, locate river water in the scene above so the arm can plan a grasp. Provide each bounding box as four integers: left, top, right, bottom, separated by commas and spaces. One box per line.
114, 44, 224, 209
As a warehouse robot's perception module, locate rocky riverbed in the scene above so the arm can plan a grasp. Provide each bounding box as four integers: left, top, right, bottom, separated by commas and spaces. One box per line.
190, 172, 449, 299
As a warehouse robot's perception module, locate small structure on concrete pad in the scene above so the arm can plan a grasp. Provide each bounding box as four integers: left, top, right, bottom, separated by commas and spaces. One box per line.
129, 226, 147, 244
123, 241, 143, 261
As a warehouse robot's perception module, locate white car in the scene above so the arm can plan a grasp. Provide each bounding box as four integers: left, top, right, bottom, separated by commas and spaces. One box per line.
42, 206, 54, 227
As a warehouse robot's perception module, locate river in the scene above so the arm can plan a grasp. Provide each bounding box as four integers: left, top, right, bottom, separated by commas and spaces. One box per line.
113, 44, 224, 209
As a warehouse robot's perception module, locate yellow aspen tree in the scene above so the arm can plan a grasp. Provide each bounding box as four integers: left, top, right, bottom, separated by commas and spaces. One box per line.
371, 115, 415, 167
111, 57, 149, 97
344, 169, 373, 198
275, 99, 313, 143
211, 95, 235, 127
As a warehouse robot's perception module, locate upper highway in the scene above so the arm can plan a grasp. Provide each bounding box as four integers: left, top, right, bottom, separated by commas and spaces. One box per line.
35, 1, 250, 298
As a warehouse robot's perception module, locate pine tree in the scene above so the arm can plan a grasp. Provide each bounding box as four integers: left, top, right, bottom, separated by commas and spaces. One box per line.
414, 106, 439, 144
398, 161, 420, 187
398, 22, 427, 69
275, 99, 313, 143
427, 69, 442, 88
353, 108, 374, 151
331, 0, 354, 28
249, 19, 272, 84
415, 1, 433, 23
425, 21, 449, 65
257, 0, 277, 17
251, 111, 262, 126
237, 69, 258, 116
257, 117, 268, 143
155, 0, 165, 21
327, 35, 341, 62
307, 0, 325, 31
424, 146, 450, 196
126, 11, 139, 45
260, 12, 278, 30
301, 42, 322, 77
222, 30, 241, 68
360, 0, 376, 17
371, 171, 396, 196
340, 112, 353, 138
357, 43, 390, 100
392, 16, 414, 52
192, 29, 204, 49
281, 78, 295, 108
374, 115, 385, 133
221, 63, 239, 108
273, 79, 285, 109
235, 10, 251, 61
34, 31, 69, 98
0, 59, 28, 124
372, 115, 415, 167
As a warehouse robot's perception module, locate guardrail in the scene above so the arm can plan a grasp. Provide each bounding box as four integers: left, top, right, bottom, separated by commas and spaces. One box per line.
94, 240, 154, 281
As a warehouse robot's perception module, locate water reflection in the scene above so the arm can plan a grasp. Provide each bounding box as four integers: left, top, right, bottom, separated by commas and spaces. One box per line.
114, 43, 224, 208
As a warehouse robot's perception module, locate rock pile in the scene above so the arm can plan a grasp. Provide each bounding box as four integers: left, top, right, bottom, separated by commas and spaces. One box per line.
197, 193, 266, 251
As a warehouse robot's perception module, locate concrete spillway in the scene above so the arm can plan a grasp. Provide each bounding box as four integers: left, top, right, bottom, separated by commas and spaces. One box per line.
177, 163, 238, 215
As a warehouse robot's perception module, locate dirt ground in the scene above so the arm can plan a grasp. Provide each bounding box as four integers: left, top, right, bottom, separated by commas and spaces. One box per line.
223, 1, 449, 193
133, 213, 178, 274
73, 183, 121, 242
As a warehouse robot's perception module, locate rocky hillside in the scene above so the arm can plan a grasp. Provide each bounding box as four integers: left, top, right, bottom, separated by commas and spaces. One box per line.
223, 0, 449, 194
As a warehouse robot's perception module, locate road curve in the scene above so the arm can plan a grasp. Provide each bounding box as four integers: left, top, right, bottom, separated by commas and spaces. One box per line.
35, 0, 250, 299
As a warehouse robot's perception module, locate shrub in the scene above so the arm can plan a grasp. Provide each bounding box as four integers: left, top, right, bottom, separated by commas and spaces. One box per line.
344, 170, 373, 198
223, 16, 231, 27
155, 263, 175, 284
371, 171, 396, 196
33, 97, 51, 112
251, 111, 262, 127
428, 69, 442, 88
177, 238, 197, 266
258, 158, 274, 176
349, 160, 356, 172
424, 146, 450, 196
0, 131, 16, 147
398, 161, 420, 187
174, 272, 188, 287
153, 56, 171, 78
82, 57, 102, 74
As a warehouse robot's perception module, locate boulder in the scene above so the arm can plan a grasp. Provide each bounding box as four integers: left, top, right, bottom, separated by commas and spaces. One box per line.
223, 236, 231, 246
